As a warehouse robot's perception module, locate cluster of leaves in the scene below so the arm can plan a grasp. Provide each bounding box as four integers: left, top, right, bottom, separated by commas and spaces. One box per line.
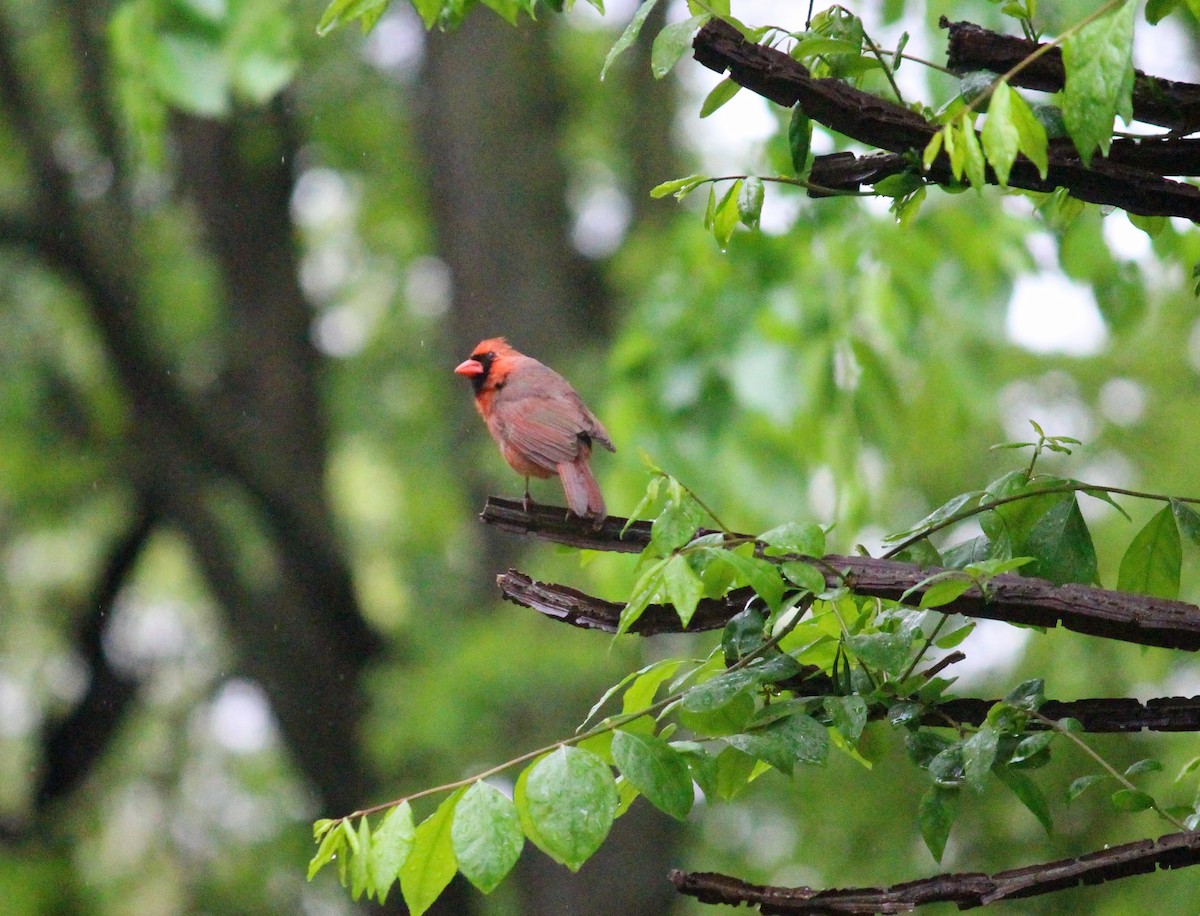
113, 0, 297, 150
311, 433, 1200, 908
635, 0, 1178, 239
889, 422, 1200, 602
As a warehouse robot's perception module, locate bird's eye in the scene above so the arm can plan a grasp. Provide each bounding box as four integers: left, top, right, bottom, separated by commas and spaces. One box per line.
486, 351, 496, 359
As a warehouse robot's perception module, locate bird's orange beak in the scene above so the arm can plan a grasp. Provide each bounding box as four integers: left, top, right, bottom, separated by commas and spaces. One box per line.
454, 358, 484, 377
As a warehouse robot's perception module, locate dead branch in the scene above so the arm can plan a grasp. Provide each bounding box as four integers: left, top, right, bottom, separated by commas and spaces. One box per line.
670, 830, 1200, 913
689, 18, 1200, 219
483, 498, 1200, 651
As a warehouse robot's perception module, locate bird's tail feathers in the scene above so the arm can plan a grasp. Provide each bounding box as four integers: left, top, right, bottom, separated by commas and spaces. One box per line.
558, 460, 606, 521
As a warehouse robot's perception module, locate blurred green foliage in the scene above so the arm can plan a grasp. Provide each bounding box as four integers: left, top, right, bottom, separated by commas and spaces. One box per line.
2, 0, 1200, 912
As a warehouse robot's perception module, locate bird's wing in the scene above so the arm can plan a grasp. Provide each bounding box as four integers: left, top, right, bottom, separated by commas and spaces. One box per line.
494, 398, 590, 470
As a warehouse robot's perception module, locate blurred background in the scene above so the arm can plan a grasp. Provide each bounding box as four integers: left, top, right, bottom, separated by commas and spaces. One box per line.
1, 0, 1199, 912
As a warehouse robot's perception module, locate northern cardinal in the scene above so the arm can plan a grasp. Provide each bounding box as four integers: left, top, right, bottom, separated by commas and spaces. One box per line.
455, 337, 614, 524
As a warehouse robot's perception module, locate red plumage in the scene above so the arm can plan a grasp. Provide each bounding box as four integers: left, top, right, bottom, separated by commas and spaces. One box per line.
455, 337, 614, 524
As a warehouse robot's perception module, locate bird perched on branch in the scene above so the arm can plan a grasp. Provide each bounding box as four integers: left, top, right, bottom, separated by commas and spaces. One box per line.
455, 337, 614, 526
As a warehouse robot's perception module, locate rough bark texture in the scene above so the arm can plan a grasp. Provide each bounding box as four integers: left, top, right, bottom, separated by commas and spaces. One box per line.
671, 830, 1200, 913
691, 18, 1200, 219
484, 498, 1200, 651
480, 497, 1200, 910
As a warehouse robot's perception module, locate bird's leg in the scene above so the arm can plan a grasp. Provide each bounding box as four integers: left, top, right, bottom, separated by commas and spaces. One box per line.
523, 478, 533, 513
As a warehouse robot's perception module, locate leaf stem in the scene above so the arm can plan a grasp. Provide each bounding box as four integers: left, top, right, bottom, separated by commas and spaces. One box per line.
334, 625, 793, 824
1032, 710, 1189, 832
959, 0, 1127, 119
882, 481, 1200, 561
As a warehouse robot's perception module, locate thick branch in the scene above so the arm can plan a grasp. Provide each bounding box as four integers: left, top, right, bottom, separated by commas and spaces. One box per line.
35, 502, 158, 811
483, 498, 1200, 651
690, 18, 1200, 219
670, 830, 1200, 913
943, 18, 1200, 133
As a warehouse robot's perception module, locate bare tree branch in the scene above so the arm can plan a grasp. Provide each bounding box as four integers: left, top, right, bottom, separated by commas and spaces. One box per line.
689, 18, 1200, 219
670, 830, 1200, 913
483, 498, 1200, 651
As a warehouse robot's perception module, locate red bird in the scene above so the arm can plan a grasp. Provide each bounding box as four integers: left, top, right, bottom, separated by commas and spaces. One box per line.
455, 337, 614, 524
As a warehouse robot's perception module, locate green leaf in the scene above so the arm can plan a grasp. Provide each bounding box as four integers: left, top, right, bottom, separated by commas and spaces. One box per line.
725, 711, 828, 775
958, 112, 986, 189
721, 602, 769, 663
886, 491, 983, 543
400, 789, 465, 916
612, 729, 695, 820
369, 802, 414, 904
650, 14, 709, 79
845, 632, 912, 676
700, 76, 741, 117
759, 521, 826, 557
649, 174, 705, 199
1067, 774, 1106, 802
1062, 0, 1137, 164
149, 34, 230, 117
873, 171, 923, 198
963, 727, 999, 793
663, 554, 704, 626
788, 104, 812, 175
929, 743, 966, 787
716, 550, 785, 612
1176, 755, 1200, 781
681, 667, 762, 714
617, 557, 669, 636
824, 695, 868, 745
316, 0, 390, 36
712, 180, 742, 250
918, 576, 973, 609
1118, 505, 1182, 599
673, 741, 718, 800
994, 764, 1052, 833
1171, 499, 1200, 549
922, 128, 944, 171
781, 560, 827, 595
981, 481, 1097, 585
1145, 0, 1181, 23
713, 746, 757, 800
650, 496, 706, 554
600, 0, 662, 80
1008, 86, 1049, 179
622, 659, 684, 716
308, 819, 346, 881
1128, 212, 1166, 238
1010, 730, 1054, 764
1125, 758, 1164, 777
522, 747, 618, 871
679, 687, 755, 736
981, 81, 1019, 186
350, 816, 372, 900
1003, 678, 1045, 711
919, 786, 958, 862
935, 621, 975, 649
703, 183, 717, 229
1111, 788, 1156, 812
737, 176, 764, 229
451, 782, 523, 894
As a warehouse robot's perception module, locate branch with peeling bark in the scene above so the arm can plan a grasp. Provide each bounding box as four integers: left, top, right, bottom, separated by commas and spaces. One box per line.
482, 498, 1200, 908
483, 498, 1200, 907
689, 18, 1200, 219
483, 498, 1200, 651
670, 830, 1200, 913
